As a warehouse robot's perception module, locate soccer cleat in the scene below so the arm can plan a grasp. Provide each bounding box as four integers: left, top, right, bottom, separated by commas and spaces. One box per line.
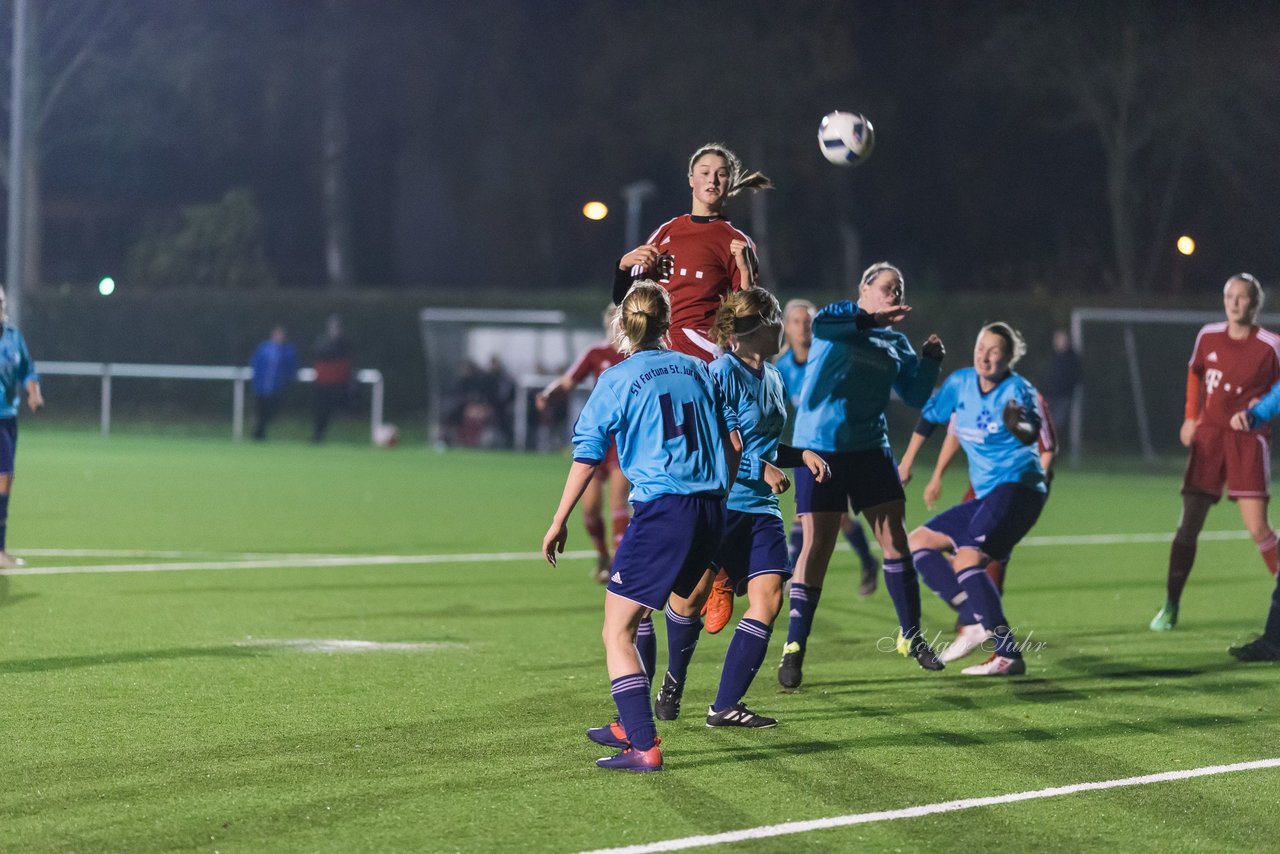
654, 672, 684, 721
702, 569, 735, 634
777, 641, 805, 689
939, 623, 994, 663
595, 737, 663, 772
1149, 601, 1179, 631
858, 562, 878, 598
706, 703, 778, 729
961, 654, 1027, 676
586, 719, 629, 749
593, 554, 611, 585
0, 552, 26, 569
1228, 636, 1280, 662
897, 631, 945, 671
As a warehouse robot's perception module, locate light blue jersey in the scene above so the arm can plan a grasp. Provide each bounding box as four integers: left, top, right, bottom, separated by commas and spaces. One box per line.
791, 301, 941, 452
774, 348, 807, 444
0, 326, 37, 419
920, 367, 1047, 498
573, 348, 736, 503
710, 354, 788, 518
1247, 378, 1280, 427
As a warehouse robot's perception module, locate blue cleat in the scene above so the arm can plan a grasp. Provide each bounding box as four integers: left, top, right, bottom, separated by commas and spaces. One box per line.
596, 738, 663, 772
586, 719, 629, 749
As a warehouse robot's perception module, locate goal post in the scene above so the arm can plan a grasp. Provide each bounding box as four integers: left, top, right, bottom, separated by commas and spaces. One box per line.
1069, 307, 1280, 465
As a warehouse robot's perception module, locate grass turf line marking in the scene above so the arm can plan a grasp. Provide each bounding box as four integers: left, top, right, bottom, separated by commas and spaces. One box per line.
236, 638, 467, 653
0, 529, 1254, 577
0, 550, 602, 576
579, 757, 1280, 854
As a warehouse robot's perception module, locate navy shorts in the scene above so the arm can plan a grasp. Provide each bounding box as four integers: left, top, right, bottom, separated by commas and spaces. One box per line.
0, 417, 17, 475
713, 510, 791, 595
795, 448, 904, 515
922, 482, 1046, 562
608, 493, 725, 611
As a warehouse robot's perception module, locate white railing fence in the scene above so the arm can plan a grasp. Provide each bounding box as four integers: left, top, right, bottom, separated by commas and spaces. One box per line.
38, 361, 386, 443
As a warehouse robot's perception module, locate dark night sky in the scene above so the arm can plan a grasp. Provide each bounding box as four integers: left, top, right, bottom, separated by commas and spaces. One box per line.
22, 0, 1280, 295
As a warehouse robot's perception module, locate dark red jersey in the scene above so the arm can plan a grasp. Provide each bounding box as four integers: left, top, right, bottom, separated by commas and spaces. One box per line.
1188, 323, 1280, 430
631, 214, 756, 337
567, 341, 624, 384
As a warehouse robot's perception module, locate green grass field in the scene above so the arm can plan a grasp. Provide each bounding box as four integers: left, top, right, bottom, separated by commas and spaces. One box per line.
3, 429, 1279, 852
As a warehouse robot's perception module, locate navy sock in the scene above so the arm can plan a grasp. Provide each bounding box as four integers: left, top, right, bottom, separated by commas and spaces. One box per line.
882, 557, 923, 639
635, 616, 657, 680
784, 583, 822, 649
664, 604, 702, 684
0, 492, 9, 551
610, 673, 656, 750
912, 549, 977, 624
712, 618, 772, 712
957, 565, 1020, 658
1265, 575, 1280, 644
844, 520, 876, 571
788, 520, 804, 568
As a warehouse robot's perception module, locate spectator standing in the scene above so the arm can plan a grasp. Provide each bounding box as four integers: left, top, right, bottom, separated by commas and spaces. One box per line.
249, 325, 298, 441
312, 314, 353, 443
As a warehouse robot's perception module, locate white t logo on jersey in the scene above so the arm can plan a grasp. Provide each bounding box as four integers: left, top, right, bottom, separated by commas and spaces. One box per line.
1205, 368, 1224, 396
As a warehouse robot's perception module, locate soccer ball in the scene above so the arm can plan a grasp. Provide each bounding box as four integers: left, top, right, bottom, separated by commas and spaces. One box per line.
818, 111, 875, 166
374, 424, 400, 447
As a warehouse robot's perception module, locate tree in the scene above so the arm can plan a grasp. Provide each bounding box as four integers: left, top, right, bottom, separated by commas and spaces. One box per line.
978, 2, 1277, 294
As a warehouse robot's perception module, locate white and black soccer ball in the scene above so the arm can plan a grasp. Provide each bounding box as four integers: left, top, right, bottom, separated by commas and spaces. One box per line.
818, 110, 875, 166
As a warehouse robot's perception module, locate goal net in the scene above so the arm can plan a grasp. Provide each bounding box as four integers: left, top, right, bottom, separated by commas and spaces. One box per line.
419, 308, 602, 450
1070, 307, 1280, 464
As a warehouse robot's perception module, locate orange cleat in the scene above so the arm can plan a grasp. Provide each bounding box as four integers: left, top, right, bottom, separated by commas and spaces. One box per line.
701, 569, 735, 634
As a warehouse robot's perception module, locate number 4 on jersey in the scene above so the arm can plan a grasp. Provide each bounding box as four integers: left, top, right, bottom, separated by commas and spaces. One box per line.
660, 393, 699, 454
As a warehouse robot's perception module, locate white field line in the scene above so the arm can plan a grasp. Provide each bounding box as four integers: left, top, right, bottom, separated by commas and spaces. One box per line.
0, 550, 600, 576
0, 529, 1253, 577
578, 757, 1280, 854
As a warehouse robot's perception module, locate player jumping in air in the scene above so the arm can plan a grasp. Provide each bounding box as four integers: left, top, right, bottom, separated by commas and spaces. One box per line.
650, 288, 829, 726
781, 262, 947, 689
613, 143, 772, 638
536, 306, 632, 584
899, 323, 1048, 675
1150, 274, 1280, 632
543, 282, 740, 772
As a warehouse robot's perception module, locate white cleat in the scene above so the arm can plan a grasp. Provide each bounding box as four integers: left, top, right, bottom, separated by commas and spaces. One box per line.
939, 623, 994, 663
961, 654, 1026, 676
0, 552, 26, 569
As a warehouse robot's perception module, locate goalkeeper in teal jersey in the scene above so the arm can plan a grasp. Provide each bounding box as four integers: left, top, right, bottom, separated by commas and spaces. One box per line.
0, 288, 42, 568
779, 262, 948, 690
543, 281, 741, 772
899, 322, 1047, 676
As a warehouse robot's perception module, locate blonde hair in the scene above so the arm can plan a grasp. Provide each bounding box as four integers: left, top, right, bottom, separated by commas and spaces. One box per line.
688, 143, 774, 198
712, 288, 782, 348
783, 298, 816, 319
859, 261, 903, 290
978, 321, 1027, 367
1228, 273, 1264, 322
617, 281, 671, 354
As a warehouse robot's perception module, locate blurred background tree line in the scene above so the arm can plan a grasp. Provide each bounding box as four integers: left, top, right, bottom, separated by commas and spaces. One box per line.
0, 0, 1276, 298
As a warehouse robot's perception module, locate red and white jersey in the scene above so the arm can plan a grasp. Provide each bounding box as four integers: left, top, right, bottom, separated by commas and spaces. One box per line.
1189, 323, 1280, 430
632, 214, 757, 339
567, 340, 625, 384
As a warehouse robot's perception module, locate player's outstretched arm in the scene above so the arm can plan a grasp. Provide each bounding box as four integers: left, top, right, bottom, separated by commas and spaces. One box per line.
543, 461, 598, 566
898, 429, 931, 485
924, 431, 962, 510
25, 379, 42, 412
